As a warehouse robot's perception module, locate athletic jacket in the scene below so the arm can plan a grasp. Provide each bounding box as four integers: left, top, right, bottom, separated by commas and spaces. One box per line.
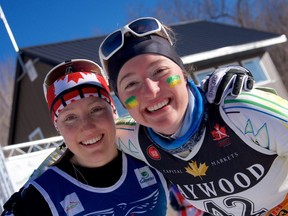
115, 86, 288, 216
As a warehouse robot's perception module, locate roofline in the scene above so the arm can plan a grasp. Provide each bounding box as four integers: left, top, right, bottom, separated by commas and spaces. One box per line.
181, 34, 287, 64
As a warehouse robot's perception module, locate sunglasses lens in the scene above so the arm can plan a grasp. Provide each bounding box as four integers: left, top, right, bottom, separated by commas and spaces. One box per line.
45, 60, 101, 87
45, 65, 66, 87
101, 31, 123, 58
129, 18, 159, 34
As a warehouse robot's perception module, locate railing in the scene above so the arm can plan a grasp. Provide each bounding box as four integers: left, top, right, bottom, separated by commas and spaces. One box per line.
2, 136, 63, 158
0, 146, 14, 213
0, 136, 63, 213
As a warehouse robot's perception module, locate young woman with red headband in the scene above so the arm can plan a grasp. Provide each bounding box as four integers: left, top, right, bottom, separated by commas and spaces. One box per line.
99, 17, 288, 215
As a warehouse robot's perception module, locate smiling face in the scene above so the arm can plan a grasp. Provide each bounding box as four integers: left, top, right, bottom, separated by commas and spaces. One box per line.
117, 54, 189, 135
57, 97, 117, 167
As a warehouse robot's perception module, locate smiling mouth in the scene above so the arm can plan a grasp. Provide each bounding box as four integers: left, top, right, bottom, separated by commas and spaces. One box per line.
81, 135, 103, 145
147, 99, 169, 112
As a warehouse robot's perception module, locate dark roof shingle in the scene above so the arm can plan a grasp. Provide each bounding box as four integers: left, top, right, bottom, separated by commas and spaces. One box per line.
21, 20, 285, 65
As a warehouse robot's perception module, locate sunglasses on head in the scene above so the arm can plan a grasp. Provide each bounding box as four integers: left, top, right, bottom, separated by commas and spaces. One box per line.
99, 17, 173, 62
44, 59, 102, 87
43, 59, 102, 98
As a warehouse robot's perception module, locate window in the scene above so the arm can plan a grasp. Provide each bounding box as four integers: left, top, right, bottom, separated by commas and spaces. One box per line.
25, 59, 38, 82
194, 68, 215, 85
28, 127, 44, 141
193, 57, 269, 85
242, 57, 269, 83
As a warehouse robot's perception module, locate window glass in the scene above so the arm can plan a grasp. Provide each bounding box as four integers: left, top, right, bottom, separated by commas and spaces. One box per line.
194, 68, 215, 85
242, 58, 268, 82
29, 127, 44, 141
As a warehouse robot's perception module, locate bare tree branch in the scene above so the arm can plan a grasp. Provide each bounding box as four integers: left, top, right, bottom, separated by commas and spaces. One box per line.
0, 58, 15, 146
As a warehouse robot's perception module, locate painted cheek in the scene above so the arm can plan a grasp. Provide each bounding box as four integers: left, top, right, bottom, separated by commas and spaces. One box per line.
125, 96, 139, 109
166, 75, 182, 88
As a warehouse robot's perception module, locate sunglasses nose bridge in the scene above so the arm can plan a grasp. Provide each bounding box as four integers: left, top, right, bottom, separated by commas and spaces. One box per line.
120, 24, 133, 38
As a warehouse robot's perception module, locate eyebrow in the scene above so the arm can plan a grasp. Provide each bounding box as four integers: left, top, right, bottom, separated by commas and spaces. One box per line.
119, 58, 167, 83
118, 72, 135, 86
58, 106, 74, 116
60, 98, 103, 113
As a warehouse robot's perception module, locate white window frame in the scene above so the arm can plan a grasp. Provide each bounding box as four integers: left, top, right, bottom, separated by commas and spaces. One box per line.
28, 127, 44, 141
241, 57, 270, 85
193, 57, 271, 86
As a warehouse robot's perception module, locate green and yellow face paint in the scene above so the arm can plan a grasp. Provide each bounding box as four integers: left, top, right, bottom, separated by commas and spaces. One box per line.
125, 96, 139, 109
167, 75, 181, 88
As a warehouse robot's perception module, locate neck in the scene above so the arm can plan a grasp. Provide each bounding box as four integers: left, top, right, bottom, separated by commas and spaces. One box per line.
70, 148, 118, 168
64, 151, 123, 187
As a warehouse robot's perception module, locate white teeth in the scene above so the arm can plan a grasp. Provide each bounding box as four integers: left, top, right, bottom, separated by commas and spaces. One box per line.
147, 99, 169, 112
82, 136, 102, 145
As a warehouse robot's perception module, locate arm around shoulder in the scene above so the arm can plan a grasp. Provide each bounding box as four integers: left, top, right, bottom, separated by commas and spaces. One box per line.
115, 116, 147, 161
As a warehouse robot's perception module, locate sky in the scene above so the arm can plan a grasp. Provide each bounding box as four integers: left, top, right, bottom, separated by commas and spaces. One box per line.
0, 0, 158, 66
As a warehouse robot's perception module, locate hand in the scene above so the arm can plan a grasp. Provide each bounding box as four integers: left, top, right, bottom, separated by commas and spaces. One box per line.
201, 66, 254, 104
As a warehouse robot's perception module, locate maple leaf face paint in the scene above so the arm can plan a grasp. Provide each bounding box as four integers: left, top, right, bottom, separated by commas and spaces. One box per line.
125, 96, 139, 109
167, 75, 181, 88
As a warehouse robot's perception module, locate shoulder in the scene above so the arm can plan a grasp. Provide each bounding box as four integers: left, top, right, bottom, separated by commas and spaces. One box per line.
115, 116, 146, 159
20, 184, 52, 215
116, 115, 137, 126
116, 115, 139, 134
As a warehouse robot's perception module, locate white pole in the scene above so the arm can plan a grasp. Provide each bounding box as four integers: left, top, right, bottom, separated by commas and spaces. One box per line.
0, 5, 19, 52
0, 5, 27, 81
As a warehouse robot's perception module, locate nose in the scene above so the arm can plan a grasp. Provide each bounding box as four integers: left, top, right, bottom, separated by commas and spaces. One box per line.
142, 78, 160, 98
81, 115, 96, 131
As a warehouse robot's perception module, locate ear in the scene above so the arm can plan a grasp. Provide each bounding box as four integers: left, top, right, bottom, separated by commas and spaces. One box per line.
54, 124, 63, 138
55, 126, 60, 133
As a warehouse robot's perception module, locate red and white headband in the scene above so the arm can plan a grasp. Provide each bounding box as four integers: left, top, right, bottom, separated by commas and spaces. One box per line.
43, 60, 115, 128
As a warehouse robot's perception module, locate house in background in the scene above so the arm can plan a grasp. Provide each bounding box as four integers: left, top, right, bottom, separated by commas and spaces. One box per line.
8, 20, 287, 145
